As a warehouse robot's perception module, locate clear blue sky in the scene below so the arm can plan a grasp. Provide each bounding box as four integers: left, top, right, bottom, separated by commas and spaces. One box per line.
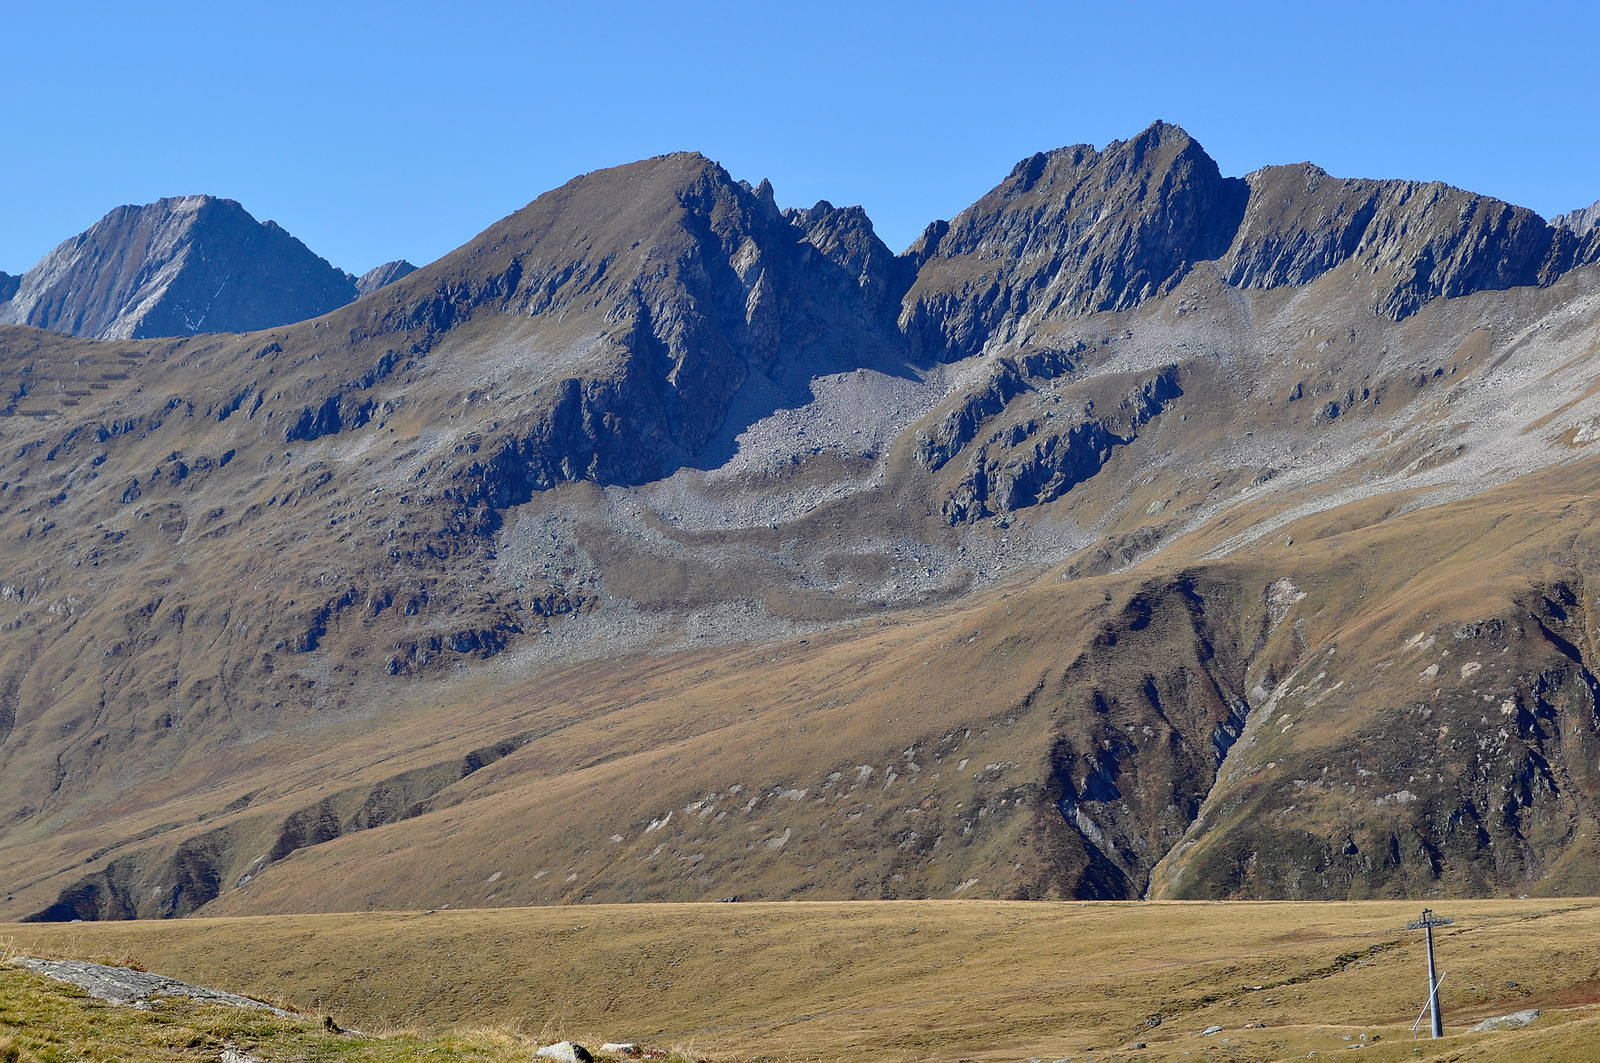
3, 1, 1598, 277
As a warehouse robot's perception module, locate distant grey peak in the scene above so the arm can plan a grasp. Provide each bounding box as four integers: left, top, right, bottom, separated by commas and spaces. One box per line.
355, 259, 418, 297
1552, 200, 1600, 238
0, 195, 357, 339
0, 270, 18, 305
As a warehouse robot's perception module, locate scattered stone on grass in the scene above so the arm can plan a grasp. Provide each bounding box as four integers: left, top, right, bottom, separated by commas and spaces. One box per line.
1469, 1008, 1541, 1032
537, 1041, 596, 1063
1202, 1024, 1224, 1035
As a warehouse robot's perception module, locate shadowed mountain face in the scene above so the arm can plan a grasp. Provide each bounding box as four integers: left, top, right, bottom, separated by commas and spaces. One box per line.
0, 196, 358, 339
6, 125, 1600, 921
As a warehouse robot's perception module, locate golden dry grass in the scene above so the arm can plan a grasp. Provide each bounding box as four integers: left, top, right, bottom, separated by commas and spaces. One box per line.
14, 451, 1600, 921
7, 899, 1600, 1062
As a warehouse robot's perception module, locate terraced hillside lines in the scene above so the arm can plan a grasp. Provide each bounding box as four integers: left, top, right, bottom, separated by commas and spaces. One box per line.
7, 900, 1600, 1063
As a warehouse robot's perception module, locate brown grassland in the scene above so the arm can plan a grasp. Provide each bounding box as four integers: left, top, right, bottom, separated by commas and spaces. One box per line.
5, 899, 1600, 1062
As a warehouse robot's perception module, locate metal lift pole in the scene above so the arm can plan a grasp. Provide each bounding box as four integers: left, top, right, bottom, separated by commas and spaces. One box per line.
1425, 916, 1442, 1038
1407, 908, 1453, 1039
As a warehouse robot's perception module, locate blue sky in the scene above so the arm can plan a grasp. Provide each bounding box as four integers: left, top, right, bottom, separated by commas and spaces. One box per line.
3, 1, 1597, 276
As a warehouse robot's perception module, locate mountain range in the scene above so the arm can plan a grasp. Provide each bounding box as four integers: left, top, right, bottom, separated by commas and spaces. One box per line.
5, 122, 1600, 922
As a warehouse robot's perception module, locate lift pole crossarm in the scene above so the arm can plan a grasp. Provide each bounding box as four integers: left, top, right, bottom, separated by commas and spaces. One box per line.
1406, 914, 1455, 929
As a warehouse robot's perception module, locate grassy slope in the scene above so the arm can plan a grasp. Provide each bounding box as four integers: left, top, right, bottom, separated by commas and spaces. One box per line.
0, 963, 564, 1062
16, 449, 1600, 917
6, 900, 1600, 1063
183, 456, 1600, 910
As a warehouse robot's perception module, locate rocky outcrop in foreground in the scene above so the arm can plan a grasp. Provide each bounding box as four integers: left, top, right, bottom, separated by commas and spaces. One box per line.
0, 196, 358, 339
12, 958, 291, 1013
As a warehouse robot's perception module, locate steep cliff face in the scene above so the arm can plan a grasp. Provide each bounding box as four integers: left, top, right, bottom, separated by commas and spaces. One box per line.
1224, 163, 1579, 319
899, 124, 1600, 363
783, 198, 912, 325
0, 271, 18, 305
0, 196, 358, 339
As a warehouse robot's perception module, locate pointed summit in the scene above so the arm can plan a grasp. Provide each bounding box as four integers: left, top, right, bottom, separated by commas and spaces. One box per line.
900, 121, 1248, 360
354, 259, 418, 297
0, 196, 357, 339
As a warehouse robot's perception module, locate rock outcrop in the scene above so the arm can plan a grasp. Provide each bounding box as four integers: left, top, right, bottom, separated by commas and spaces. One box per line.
0, 196, 358, 339
0, 270, 18, 305
12, 958, 292, 1013
937, 366, 1181, 524
354, 259, 418, 296
1553, 199, 1600, 237
1469, 1009, 1541, 1033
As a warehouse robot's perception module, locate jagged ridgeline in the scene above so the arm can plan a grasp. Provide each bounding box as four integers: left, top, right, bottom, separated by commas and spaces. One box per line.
5, 123, 1600, 921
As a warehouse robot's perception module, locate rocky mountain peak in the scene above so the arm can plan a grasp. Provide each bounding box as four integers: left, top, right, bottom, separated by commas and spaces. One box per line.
299, 150, 907, 491
354, 259, 418, 297
1553, 199, 1600, 237
783, 199, 907, 322
0, 195, 357, 339
899, 120, 1248, 360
